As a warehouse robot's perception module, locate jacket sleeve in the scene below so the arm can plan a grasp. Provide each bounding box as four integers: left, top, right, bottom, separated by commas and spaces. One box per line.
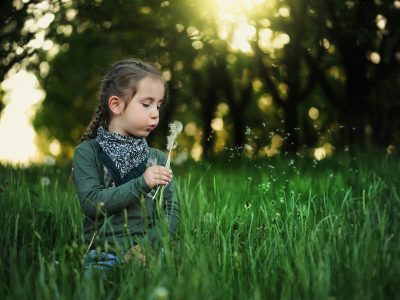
73, 143, 152, 220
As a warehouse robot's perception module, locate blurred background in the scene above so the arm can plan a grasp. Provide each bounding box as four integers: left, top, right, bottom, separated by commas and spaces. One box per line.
1, 0, 399, 166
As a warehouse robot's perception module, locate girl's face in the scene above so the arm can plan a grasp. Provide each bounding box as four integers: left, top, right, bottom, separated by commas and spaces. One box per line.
116, 77, 165, 138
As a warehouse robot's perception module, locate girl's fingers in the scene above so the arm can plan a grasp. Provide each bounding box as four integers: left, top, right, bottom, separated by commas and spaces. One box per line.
152, 175, 171, 185
150, 166, 173, 185
158, 178, 171, 185
158, 172, 173, 181
158, 166, 172, 174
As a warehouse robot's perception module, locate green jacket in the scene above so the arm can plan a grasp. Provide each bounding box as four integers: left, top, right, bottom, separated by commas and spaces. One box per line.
72, 139, 180, 253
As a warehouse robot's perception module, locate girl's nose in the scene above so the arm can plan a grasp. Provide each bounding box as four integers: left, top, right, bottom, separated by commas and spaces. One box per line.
150, 107, 159, 119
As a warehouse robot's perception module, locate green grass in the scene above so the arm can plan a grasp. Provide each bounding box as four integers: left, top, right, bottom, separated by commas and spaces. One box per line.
0, 152, 399, 299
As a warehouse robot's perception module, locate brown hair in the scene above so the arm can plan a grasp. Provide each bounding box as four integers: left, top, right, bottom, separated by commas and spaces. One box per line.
79, 59, 168, 143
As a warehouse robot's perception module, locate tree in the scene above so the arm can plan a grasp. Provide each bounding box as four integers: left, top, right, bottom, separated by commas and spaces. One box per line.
306, 0, 400, 148
248, 0, 319, 153
32, 0, 201, 153
0, 0, 42, 114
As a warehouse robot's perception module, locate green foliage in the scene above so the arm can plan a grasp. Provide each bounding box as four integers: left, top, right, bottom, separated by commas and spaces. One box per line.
0, 153, 399, 299
31, 0, 201, 149
27, 0, 398, 157
0, 0, 41, 81
0, 0, 394, 158
0, 0, 43, 112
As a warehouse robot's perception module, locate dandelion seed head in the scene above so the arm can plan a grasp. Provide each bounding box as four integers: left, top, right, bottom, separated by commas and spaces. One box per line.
43, 155, 56, 166
41, 177, 50, 187
387, 144, 395, 155
167, 121, 183, 150
169, 120, 183, 135
167, 135, 177, 150
153, 286, 169, 300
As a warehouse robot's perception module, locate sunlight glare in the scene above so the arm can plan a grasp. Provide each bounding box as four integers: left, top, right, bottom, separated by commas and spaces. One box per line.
0, 70, 44, 165
215, 0, 266, 53
314, 147, 326, 160
231, 22, 256, 52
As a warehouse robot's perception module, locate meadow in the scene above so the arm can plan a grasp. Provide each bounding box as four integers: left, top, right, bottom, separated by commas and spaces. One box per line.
0, 150, 399, 299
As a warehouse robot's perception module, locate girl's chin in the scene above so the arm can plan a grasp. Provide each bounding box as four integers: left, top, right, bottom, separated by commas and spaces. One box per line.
129, 130, 150, 138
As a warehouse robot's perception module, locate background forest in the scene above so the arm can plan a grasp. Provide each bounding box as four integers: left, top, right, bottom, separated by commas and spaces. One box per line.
2, 0, 399, 161
1, 1, 400, 299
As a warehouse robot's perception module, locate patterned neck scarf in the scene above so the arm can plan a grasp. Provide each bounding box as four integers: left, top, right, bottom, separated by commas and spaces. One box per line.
95, 126, 149, 178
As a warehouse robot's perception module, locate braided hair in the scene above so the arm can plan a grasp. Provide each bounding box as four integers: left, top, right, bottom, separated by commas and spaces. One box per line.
78, 59, 168, 143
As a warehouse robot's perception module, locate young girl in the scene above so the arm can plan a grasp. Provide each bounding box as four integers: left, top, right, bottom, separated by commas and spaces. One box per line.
72, 59, 180, 275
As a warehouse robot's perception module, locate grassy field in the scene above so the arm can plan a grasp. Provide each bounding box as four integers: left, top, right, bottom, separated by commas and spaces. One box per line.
0, 151, 399, 299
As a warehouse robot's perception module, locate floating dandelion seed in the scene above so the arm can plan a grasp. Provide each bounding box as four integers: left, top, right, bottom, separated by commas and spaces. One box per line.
258, 182, 271, 193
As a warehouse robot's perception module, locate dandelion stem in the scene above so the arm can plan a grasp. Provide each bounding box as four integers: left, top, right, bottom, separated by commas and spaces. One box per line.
152, 120, 182, 207
152, 186, 161, 201
165, 148, 172, 169
81, 232, 96, 263
152, 149, 172, 202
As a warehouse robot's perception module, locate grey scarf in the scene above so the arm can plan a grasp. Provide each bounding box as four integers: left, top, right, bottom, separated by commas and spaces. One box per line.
95, 126, 149, 178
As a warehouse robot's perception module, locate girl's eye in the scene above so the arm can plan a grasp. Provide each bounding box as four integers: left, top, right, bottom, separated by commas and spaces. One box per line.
142, 103, 162, 110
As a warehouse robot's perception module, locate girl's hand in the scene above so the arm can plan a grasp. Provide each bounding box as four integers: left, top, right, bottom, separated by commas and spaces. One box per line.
123, 244, 147, 266
143, 165, 173, 189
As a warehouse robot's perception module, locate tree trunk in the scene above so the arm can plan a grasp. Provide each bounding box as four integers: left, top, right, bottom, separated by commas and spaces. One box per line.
201, 84, 218, 159
338, 36, 368, 149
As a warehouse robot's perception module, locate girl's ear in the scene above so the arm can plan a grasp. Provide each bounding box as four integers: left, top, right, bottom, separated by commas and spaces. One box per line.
108, 96, 125, 115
